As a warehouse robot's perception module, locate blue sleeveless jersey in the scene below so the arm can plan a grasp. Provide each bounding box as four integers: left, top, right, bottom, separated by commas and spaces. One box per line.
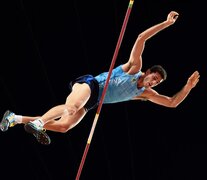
95, 65, 145, 104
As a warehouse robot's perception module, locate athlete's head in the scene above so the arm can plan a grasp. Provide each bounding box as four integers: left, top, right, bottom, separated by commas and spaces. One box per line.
143, 65, 167, 88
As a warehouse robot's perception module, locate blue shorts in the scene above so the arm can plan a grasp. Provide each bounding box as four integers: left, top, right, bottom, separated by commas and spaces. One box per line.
69, 75, 99, 111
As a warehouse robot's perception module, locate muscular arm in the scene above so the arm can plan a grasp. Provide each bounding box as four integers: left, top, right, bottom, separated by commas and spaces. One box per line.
139, 71, 200, 107
122, 11, 179, 74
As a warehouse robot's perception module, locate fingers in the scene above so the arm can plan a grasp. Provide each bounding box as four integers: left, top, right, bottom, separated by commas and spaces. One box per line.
167, 11, 179, 23
193, 71, 200, 79
193, 77, 200, 87
173, 14, 179, 20
170, 11, 179, 17
190, 71, 200, 85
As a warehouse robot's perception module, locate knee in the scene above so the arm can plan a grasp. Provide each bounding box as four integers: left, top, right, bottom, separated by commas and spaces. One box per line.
65, 104, 79, 116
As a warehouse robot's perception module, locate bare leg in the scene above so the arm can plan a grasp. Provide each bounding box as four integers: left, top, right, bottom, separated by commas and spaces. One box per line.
40, 83, 91, 126
20, 108, 86, 132
24, 83, 91, 134
44, 108, 86, 132
22, 82, 92, 145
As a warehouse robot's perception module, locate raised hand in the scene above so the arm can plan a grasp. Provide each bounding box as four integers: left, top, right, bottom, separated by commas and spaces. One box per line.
186, 71, 200, 89
167, 11, 179, 25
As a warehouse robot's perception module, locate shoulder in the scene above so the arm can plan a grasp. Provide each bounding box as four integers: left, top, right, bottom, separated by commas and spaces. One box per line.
133, 88, 159, 101
122, 62, 141, 74
138, 88, 158, 99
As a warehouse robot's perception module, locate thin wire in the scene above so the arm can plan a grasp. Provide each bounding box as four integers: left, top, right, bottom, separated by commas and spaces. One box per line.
19, 1, 54, 179
75, 1, 135, 179
124, 104, 136, 180
20, 0, 57, 105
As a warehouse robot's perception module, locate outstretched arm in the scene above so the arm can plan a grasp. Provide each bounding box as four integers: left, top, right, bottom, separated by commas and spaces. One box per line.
142, 71, 200, 107
122, 11, 179, 74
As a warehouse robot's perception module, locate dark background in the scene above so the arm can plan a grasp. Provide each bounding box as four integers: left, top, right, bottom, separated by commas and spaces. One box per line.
0, 0, 206, 180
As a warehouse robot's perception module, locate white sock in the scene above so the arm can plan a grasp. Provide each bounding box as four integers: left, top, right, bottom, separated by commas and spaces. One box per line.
14, 115, 22, 124
32, 118, 44, 127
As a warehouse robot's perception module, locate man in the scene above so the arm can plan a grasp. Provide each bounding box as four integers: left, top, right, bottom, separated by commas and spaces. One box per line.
0, 11, 200, 145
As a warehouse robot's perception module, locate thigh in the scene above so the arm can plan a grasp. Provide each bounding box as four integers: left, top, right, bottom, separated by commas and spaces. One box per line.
66, 83, 91, 109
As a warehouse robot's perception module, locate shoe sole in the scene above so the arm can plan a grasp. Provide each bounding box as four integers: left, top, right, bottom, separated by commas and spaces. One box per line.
24, 123, 51, 145
0, 110, 11, 132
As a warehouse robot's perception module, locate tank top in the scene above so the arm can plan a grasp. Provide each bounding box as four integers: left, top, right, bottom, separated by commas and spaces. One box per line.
95, 65, 145, 104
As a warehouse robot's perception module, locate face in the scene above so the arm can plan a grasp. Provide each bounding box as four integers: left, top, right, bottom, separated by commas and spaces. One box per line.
143, 72, 163, 88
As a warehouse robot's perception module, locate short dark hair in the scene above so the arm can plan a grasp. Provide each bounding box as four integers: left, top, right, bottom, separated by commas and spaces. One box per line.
149, 65, 167, 81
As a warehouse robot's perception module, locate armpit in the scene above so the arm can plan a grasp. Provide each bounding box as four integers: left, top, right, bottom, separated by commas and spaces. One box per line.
133, 96, 148, 101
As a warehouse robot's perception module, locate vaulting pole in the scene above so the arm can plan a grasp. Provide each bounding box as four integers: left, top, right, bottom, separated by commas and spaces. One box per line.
75, 1, 134, 179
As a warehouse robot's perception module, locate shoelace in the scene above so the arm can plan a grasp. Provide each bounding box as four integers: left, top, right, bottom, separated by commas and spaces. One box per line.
7, 113, 15, 121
